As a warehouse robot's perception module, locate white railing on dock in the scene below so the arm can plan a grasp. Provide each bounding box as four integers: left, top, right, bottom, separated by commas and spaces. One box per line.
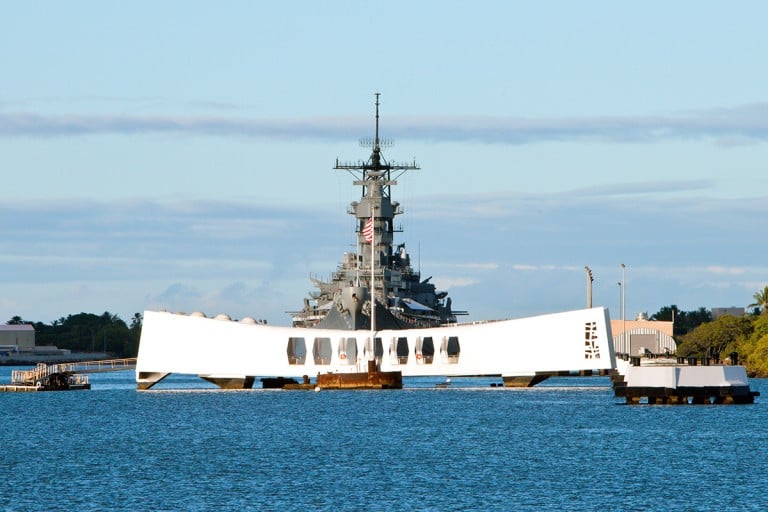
52, 357, 137, 374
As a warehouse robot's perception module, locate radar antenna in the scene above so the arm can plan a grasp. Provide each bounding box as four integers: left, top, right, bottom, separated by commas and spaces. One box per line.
334, 93, 419, 199
360, 94, 394, 147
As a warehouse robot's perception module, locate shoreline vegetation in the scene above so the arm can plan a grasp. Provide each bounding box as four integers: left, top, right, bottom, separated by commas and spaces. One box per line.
4, 285, 768, 375
655, 286, 768, 378
674, 310, 768, 378
5, 312, 141, 360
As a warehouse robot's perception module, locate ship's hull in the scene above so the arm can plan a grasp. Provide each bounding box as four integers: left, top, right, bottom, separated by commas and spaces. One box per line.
136, 307, 615, 389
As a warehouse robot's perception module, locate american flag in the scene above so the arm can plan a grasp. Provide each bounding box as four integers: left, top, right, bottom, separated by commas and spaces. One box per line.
362, 218, 374, 242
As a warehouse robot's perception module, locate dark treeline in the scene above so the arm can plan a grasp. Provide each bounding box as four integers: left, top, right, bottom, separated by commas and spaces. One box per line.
7, 312, 142, 358
650, 305, 712, 336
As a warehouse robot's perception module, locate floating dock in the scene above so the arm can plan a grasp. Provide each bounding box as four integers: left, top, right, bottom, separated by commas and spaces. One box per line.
1, 358, 136, 392
613, 357, 759, 404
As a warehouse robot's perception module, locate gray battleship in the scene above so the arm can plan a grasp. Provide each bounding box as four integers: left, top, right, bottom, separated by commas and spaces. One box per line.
290, 94, 466, 330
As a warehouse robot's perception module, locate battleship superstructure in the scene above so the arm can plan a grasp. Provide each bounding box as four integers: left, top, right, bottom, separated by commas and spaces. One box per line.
290, 94, 465, 330
135, 95, 616, 390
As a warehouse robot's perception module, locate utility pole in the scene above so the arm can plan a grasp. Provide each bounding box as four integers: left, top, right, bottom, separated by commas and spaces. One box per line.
621, 263, 626, 355
617, 281, 622, 355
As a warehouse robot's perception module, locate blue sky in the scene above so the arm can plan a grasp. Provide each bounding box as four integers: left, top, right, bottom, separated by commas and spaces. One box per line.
1, 1, 767, 325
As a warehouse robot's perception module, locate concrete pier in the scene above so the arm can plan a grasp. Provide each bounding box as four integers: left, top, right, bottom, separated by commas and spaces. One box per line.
614, 360, 759, 405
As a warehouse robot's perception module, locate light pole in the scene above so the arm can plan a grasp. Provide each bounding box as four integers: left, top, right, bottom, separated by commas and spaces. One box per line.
617, 281, 622, 355
584, 266, 593, 308
621, 263, 626, 355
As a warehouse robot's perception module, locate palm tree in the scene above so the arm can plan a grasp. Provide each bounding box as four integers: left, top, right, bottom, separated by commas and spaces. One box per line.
748, 286, 768, 315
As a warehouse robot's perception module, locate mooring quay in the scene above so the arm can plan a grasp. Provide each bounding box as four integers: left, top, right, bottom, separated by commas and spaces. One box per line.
613, 356, 759, 405
0, 358, 137, 392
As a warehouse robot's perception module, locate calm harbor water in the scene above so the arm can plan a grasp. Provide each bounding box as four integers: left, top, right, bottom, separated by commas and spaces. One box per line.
1, 367, 767, 511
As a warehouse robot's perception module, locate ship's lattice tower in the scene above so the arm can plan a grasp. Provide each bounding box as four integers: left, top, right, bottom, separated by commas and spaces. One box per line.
334, 93, 419, 300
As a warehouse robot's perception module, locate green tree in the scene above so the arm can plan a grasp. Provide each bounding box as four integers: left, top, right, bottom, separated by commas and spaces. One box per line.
650, 305, 711, 336
748, 285, 768, 315
650, 305, 677, 322
729, 315, 768, 376
126, 313, 143, 356
13, 311, 140, 358
675, 315, 752, 358
130, 313, 142, 331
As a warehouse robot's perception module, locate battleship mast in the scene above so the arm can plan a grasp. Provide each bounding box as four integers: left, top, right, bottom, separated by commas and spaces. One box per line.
289, 93, 464, 331
334, 93, 419, 308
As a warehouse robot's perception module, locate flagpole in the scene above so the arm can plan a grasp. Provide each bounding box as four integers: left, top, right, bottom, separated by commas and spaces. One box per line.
356, 226, 360, 286
370, 203, 376, 342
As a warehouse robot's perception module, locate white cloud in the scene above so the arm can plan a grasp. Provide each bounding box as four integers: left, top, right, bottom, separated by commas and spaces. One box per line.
706, 266, 747, 276
2, 193, 767, 324
433, 277, 478, 289
4, 103, 768, 144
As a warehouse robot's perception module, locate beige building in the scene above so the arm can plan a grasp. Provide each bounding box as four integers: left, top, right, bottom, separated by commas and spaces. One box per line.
711, 307, 745, 320
1, 324, 79, 362
611, 318, 675, 356
0, 324, 35, 354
